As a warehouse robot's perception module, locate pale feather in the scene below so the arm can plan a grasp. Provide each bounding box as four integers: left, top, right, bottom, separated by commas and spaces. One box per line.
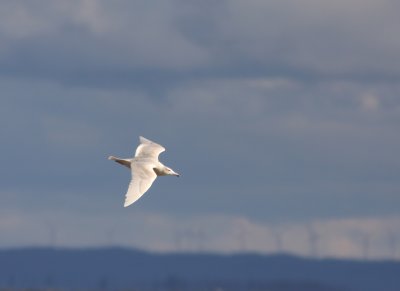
124, 160, 157, 207
135, 136, 165, 159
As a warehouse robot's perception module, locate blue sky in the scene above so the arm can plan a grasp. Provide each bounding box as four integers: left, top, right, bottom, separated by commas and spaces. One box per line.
1, 0, 400, 259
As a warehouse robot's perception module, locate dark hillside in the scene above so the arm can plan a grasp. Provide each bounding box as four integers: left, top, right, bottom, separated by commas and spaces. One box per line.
0, 248, 399, 291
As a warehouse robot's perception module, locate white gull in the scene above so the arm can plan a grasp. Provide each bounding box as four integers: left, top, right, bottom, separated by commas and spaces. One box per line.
108, 136, 179, 207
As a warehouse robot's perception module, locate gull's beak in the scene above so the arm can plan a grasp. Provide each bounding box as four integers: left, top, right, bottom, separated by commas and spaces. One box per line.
173, 171, 180, 177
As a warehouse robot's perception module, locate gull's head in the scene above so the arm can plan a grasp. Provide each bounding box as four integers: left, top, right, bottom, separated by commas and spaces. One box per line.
164, 166, 180, 177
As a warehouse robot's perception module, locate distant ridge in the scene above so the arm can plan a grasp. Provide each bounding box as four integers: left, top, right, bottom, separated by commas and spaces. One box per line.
0, 247, 399, 291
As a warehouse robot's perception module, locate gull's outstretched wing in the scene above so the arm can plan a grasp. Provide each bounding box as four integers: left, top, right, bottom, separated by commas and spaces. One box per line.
124, 160, 157, 207
135, 136, 165, 160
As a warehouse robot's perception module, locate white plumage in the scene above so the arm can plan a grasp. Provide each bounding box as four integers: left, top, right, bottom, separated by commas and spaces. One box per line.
109, 136, 179, 207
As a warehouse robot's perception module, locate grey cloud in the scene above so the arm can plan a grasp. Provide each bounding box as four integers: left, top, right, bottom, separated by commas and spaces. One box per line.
1, 0, 400, 88
174, 0, 400, 80
1, 206, 400, 260
1, 0, 400, 253
5, 76, 400, 221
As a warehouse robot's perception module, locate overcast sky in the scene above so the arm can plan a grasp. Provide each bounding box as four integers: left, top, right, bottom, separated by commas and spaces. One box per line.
1, 0, 400, 259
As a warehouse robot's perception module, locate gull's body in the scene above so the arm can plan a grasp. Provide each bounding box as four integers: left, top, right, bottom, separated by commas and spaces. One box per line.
108, 136, 179, 207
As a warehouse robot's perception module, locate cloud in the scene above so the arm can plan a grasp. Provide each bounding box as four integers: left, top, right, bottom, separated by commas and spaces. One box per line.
0, 0, 400, 252
359, 93, 380, 111
0, 0, 400, 87
1, 204, 400, 260
176, 0, 400, 79
0, 0, 209, 86
1, 74, 400, 221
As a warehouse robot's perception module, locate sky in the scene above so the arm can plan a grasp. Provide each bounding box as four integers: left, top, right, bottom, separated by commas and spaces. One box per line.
1, 0, 400, 260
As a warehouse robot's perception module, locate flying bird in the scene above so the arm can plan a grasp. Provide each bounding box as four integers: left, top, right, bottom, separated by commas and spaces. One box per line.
108, 136, 179, 207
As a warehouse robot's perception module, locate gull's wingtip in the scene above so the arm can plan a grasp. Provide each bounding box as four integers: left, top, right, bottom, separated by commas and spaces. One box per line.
108, 155, 116, 160
124, 199, 135, 207
139, 136, 152, 144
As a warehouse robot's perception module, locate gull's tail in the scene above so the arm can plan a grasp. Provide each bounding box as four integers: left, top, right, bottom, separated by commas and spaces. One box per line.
108, 156, 132, 169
